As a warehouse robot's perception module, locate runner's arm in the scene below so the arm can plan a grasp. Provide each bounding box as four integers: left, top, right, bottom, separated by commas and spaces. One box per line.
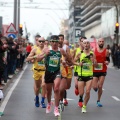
60, 48, 72, 65
66, 46, 73, 61
72, 49, 76, 59
73, 53, 82, 66
26, 48, 36, 62
74, 52, 81, 62
37, 47, 50, 61
91, 53, 98, 67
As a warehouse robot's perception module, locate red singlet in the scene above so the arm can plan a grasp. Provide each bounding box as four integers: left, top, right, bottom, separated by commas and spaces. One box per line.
93, 48, 107, 72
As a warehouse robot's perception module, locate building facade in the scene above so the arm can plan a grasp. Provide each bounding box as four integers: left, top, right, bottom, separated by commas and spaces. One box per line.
68, 0, 120, 45
69, 0, 83, 43
60, 19, 69, 40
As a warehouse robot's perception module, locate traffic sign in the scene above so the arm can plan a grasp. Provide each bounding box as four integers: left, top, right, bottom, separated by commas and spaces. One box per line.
75, 29, 81, 37
6, 23, 17, 33
8, 33, 16, 39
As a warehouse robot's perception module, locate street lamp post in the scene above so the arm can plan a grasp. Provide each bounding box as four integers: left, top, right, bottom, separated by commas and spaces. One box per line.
13, 0, 17, 28
18, 0, 20, 37
13, 0, 20, 38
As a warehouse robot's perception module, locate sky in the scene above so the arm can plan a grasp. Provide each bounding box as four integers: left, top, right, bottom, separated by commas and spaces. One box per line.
0, 0, 69, 42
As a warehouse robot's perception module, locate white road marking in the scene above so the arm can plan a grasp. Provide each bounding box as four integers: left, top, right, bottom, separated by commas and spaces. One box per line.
112, 96, 120, 101
0, 64, 28, 116
51, 98, 74, 101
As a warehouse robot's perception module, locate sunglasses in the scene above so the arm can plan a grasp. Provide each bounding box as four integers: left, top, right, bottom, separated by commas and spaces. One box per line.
38, 40, 45, 43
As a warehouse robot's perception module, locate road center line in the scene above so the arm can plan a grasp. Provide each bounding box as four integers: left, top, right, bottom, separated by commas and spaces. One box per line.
0, 64, 28, 115
112, 96, 120, 101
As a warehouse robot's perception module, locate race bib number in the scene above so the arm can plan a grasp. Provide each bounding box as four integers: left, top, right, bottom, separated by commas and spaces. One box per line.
49, 57, 59, 67
38, 59, 45, 66
82, 63, 91, 71
94, 63, 103, 70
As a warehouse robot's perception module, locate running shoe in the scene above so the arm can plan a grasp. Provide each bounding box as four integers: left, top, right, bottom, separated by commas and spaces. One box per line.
78, 101, 83, 108
97, 101, 103, 107
54, 107, 60, 117
46, 104, 51, 113
75, 88, 79, 96
63, 99, 68, 106
35, 96, 40, 107
81, 105, 87, 113
40, 102, 46, 108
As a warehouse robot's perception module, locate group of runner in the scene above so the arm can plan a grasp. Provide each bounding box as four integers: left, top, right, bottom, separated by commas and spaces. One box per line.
26, 34, 110, 116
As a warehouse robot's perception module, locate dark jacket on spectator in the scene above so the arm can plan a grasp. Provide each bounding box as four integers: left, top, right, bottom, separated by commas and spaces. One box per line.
0, 42, 6, 71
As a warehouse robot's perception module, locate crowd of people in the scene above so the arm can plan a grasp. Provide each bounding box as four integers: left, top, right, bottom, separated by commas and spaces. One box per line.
25, 34, 112, 117
0, 33, 120, 117
0, 36, 33, 89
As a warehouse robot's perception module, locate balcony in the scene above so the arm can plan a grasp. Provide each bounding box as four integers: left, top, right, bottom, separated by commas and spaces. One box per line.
81, 1, 97, 15
81, 13, 102, 26
81, 0, 92, 9
81, 6, 102, 20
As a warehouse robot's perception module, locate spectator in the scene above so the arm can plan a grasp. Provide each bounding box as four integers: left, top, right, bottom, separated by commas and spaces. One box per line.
7, 37, 17, 76
106, 44, 111, 56
26, 42, 31, 57
0, 37, 8, 89
1, 37, 8, 83
116, 46, 120, 69
111, 43, 118, 66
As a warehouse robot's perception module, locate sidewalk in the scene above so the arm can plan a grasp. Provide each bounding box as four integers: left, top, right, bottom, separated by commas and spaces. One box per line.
108, 62, 114, 68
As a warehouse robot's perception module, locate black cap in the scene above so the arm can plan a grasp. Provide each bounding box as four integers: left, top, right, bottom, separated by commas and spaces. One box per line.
51, 35, 59, 40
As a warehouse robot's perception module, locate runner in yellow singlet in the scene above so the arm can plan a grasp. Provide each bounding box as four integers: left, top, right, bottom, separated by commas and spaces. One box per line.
73, 37, 86, 96
74, 39, 96, 113
26, 37, 46, 108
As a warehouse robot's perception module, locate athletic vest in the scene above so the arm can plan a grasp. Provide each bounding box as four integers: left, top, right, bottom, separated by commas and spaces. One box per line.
78, 52, 93, 77
33, 47, 45, 70
93, 48, 107, 72
33, 45, 37, 49
45, 48, 61, 72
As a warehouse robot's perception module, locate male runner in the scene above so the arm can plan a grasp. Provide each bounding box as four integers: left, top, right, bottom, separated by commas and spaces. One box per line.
37, 35, 70, 116
72, 37, 86, 107
58, 34, 72, 106
26, 37, 46, 108
74, 39, 96, 113
92, 38, 109, 107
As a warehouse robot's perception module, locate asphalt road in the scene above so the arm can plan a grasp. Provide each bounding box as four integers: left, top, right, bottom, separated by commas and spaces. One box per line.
0, 64, 120, 120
